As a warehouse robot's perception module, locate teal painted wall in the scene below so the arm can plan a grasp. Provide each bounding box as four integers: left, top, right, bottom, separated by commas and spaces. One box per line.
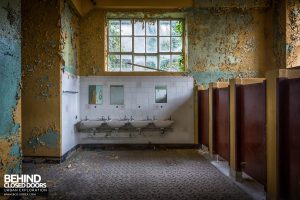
0, 0, 22, 186
61, 0, 79, 75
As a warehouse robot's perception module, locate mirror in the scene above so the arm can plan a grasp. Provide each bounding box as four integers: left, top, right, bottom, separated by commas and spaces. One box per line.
89, 85, 103, 104
110, 85, 124, 105
155, 85, 167, 103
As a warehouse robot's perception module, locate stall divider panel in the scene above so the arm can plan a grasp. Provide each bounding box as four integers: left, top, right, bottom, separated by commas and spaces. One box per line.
198, 90, 209, 147
213, 87, 230, 161
279, 78, 300, 200
237, 82, 267, 186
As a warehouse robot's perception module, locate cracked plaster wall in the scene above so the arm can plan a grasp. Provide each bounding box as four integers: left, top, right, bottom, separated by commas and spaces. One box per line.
0, 0, 22, 187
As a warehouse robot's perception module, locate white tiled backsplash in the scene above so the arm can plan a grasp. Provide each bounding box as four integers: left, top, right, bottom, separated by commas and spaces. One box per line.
79, 76, 195, 144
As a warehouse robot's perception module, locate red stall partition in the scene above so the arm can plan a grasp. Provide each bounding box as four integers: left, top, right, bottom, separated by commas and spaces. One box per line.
198, 89, 209, 147
236, 82, 266, 186
213, 87, 230, 161
279, 78, 300, 200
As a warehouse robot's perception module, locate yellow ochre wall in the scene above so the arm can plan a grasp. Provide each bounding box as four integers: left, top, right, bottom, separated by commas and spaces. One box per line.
22, 0, 62, 157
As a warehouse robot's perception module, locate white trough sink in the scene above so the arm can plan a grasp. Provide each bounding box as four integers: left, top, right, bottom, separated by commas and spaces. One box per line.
130, 120, 151, 128
107, 120, 127, 128
80, 120, 104, 129
153, 120, 174, 128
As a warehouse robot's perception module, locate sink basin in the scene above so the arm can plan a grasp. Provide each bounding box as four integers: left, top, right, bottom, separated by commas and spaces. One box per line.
80, 120, 104, 129
130, 120, 150, 128
107, 120, 127, 128
153, 120, 174, 128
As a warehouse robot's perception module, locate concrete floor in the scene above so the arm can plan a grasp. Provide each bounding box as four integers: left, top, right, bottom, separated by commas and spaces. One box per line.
23, 149, 252, 200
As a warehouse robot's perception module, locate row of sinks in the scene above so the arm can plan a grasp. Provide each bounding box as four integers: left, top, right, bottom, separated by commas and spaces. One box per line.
79, 119, 174, 129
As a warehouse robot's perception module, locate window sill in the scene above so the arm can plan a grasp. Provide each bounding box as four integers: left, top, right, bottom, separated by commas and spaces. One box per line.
101, 71, 185, 76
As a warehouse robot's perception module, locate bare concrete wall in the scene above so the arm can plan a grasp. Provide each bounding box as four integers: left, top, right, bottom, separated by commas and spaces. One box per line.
0, 0, 22, 187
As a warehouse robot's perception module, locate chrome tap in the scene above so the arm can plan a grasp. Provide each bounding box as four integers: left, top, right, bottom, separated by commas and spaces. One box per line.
130, 116, 134, 121
153, 116, 156, 120
101, 116, 106, 121
107, 115, 111, 121
124, 115, 128, 121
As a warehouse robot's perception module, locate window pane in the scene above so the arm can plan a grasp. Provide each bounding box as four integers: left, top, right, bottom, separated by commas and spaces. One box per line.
121, 37, 132, 52
171, 37, 182, 52
121, 20, 132, 36
146, 56, 158, 71
159, 20, 170, 36
109, 37, 120, 52
108, 55, 120, 71
134, 20, 145, 36
146, 37, 157, 53
134, 56, 146, 71
171, 55, 184, 72
134, 37, 145, 53
159, 37, 170, 52
109, 20, 120, 36
171, 20, 183, 36
121, 55, 132, 72
159, 55, 171, 71
146, 20, 157, 36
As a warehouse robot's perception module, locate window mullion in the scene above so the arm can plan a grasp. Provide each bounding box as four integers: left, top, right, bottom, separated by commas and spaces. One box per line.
157, 19, 160, 70
132, 19, 134, 71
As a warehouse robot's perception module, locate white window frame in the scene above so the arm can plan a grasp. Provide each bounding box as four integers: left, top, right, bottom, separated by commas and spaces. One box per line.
106, 18, 185, 72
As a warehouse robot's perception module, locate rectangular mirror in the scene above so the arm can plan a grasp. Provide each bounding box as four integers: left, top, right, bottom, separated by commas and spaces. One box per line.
89, 85, 103, 104
110, 85, 124, 105
155, 85, 167, 103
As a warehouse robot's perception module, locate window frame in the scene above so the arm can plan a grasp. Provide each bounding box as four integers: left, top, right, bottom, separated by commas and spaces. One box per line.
106, 18, 186, 73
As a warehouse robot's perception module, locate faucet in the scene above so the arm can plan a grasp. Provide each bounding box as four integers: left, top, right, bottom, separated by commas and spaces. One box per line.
124, 115, 128, 121
85, 116, 88, 121
107, 115, 111, 121
153, 116, 156, 120
147, 116, 150, 121
101, 116, 106, 121
130, 116, 134, 121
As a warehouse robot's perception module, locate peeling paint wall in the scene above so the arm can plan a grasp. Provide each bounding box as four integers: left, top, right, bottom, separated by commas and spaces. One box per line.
264, 0, 287, 70
287, 0, 300, 68
194, 0, 270, 8
187, 7, 267, 85
61, 0, 80, 75
22, 0, 61, 157
0, 0, 22, 187
78, 1, 270, 85
79, 9, 106, 76
60, 0, 80, 156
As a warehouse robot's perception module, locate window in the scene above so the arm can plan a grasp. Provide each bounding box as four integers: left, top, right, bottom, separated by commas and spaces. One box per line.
107, 19, 185, 72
